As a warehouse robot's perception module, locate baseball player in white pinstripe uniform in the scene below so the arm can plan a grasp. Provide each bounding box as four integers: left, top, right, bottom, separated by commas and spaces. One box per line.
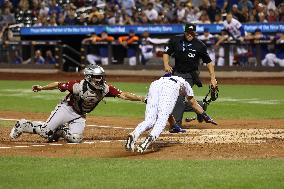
125, 74, 217, 153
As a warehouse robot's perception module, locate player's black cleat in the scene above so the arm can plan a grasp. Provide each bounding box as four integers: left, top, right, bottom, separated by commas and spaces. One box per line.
169, 124, 186, 133
137, 135, 155, 153
125, 134, 135, 152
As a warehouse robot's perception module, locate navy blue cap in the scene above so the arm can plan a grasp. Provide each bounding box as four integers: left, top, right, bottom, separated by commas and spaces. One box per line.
185, 23, 196, 32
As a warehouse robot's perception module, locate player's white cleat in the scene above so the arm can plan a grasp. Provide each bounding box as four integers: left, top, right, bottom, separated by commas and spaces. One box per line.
125, 134, 135, 152
10, 119, 27, 139
137, 135, 154, 153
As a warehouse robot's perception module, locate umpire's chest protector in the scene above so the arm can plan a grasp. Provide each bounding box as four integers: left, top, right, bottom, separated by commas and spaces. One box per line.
173, 39, 200, 70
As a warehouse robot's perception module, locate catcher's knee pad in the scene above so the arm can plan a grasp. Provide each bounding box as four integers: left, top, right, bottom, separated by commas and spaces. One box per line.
65, 133, 83, 143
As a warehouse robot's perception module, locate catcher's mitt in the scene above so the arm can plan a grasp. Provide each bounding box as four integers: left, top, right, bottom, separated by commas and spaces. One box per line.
203, 84, 219, 106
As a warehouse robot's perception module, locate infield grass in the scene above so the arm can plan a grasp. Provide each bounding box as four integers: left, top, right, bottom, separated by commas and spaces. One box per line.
0, 157, 283, 189
0, 81, 284, 189
0, 80, 283, 119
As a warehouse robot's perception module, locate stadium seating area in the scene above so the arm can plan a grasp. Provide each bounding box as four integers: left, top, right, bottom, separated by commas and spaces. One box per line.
0, 0, 284, 68
0, 0, 283, 27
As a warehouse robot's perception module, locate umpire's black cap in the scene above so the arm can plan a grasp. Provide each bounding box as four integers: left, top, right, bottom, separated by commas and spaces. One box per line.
184, 23, 196, 33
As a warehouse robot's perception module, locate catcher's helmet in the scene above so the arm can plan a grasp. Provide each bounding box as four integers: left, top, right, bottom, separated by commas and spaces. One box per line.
83, 65, 106, 90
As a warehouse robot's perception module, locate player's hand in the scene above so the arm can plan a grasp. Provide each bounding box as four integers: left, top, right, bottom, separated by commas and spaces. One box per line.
32, 85, 43, 92
200, 112, 218, 125
164, 64, 173, 73
205, 118, 218, 125
210, 78, 218, 89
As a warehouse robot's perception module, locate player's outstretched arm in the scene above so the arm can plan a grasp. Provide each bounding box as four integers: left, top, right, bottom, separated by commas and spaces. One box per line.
187, 96, 217, 125
118, 91, 145, 103
32, 82, 59, 92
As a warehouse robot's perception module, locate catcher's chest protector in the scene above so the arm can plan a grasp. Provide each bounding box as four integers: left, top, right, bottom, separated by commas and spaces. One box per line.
71, 80, 108, 114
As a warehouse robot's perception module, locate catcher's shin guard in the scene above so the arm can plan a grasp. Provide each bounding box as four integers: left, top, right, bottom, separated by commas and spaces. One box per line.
10, 119, 28, 139
47, 125, 66, 142
60, 126, 83, 143
10, 119, 42, 139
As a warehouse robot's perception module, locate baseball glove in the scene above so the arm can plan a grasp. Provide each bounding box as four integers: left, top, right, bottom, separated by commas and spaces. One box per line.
203, 84, 219, 106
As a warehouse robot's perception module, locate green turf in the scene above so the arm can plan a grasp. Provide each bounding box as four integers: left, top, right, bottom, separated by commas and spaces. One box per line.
0, 81, 283, 188
0, 80, 284, 119
0, 157, 283, 189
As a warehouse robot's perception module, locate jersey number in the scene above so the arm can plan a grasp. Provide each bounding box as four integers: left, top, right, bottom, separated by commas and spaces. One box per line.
188, 53, 195, 58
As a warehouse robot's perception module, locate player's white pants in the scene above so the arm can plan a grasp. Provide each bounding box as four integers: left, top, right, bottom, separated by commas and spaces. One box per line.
216, 47, 231, 66
261, 53, 284, 67
129, 57, 137, 66
131, 78, 180, 141
87, 54, 100, 66
21, 102, 85, 143
101, 57, 109, 65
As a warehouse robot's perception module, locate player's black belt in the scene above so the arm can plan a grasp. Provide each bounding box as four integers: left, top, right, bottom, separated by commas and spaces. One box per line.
169, 78, 177, 83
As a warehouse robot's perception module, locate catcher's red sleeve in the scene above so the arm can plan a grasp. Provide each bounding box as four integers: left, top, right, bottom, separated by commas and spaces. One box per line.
106, 85, 122, 97
58, 80, 80, 92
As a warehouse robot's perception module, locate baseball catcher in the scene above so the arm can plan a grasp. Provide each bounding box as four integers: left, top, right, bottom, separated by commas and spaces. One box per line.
10, 65, 146, 143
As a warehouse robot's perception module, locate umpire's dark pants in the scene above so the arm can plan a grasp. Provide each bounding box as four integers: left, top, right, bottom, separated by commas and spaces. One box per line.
172, 72, 202, 125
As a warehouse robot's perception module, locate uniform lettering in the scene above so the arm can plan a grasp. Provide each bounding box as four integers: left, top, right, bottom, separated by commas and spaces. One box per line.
164, 46, 169, 52
188, 53, 195, 58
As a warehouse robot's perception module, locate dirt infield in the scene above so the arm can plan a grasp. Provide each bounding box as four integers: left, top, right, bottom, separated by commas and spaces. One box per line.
0, 111, 283, 159
0, 71, 284, 159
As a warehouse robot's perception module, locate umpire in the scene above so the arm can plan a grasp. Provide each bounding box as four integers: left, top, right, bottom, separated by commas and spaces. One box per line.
163, 23, 218, 126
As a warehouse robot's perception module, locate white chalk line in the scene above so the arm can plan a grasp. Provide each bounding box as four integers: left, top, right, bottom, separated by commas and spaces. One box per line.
0, 140, 128, 150
0, 118, 134, 130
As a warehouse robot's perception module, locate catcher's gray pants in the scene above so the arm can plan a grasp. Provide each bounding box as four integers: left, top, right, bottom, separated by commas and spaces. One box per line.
21, 102, 85, 143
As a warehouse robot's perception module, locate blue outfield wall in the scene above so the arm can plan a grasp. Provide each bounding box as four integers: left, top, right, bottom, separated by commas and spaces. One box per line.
20, 23, 284, 36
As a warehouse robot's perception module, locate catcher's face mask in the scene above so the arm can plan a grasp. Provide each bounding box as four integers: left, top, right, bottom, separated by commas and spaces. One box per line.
84, 65, 106, 90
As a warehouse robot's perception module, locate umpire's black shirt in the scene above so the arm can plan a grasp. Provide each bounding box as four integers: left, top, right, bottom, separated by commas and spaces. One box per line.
164, 35, 212, 73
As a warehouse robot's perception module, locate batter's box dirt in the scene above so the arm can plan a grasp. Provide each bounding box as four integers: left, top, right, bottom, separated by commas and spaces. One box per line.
159, 129, 284, 144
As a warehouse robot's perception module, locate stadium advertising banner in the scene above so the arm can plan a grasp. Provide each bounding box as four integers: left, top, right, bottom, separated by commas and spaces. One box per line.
20, 23, 284, 35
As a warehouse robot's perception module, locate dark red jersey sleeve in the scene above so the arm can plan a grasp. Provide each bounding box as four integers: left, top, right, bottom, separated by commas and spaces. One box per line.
105, 85, 122, 97
58, 80, 80, 92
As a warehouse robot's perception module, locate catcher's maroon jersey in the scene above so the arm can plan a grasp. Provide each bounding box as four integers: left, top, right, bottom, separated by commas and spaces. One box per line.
58, 80, 121, 115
